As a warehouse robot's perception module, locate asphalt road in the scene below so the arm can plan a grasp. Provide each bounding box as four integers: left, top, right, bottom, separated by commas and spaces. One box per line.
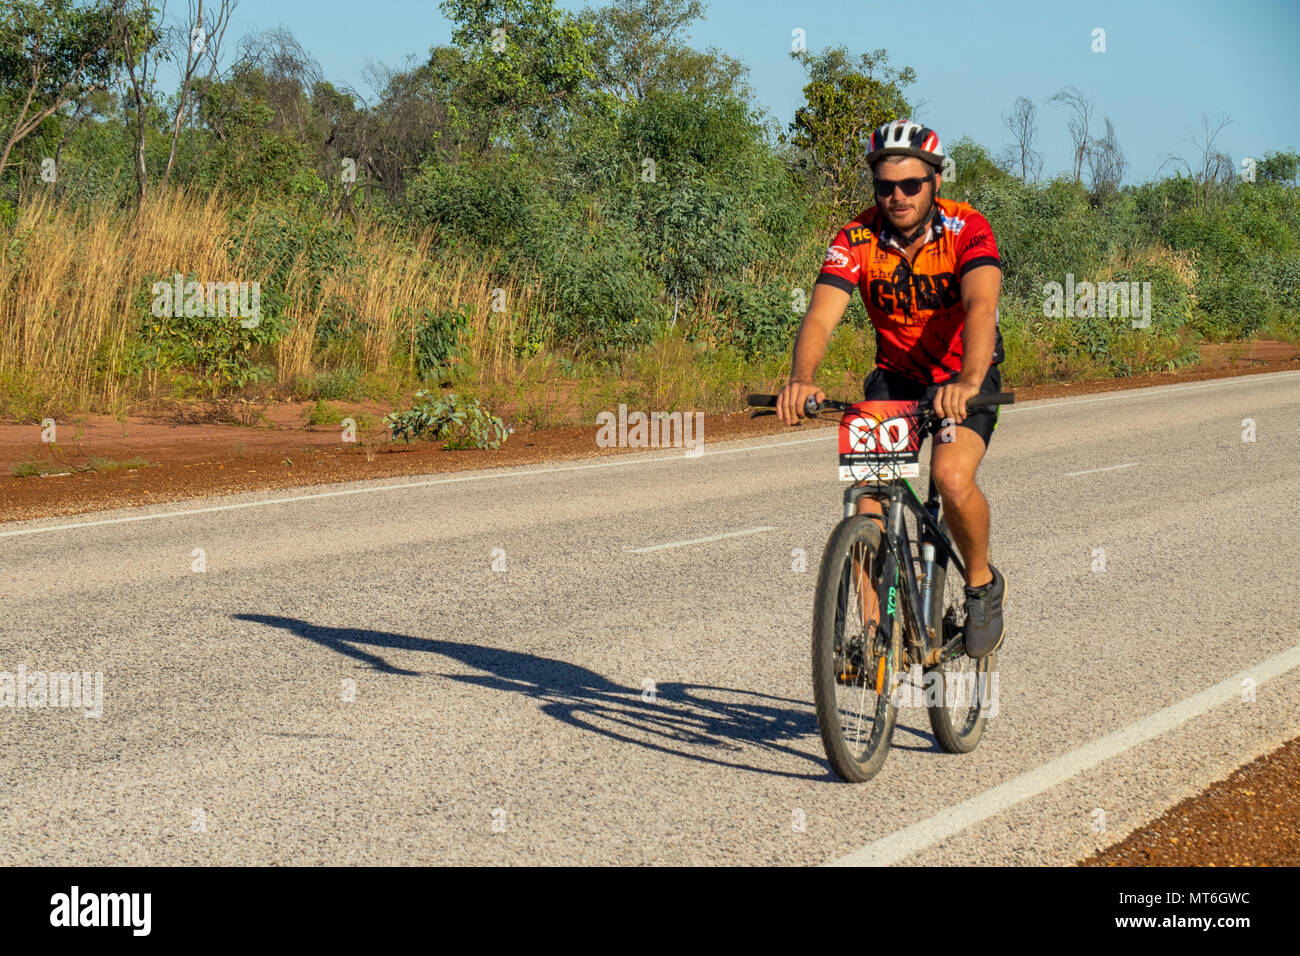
2, 370, 1298, 865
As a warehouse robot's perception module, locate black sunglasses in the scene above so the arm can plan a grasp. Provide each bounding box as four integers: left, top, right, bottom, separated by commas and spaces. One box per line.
873, 175, 932, 197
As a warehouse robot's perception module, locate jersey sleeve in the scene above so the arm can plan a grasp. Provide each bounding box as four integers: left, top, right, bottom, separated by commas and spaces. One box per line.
814, 227, 861, 294
953, 212, 1001, 277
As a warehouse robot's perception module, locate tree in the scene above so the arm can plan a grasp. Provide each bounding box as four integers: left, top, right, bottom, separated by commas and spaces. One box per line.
588, 0, 750, 104
1000, 96, 1042, 182
0, 0, 122, 187
786, 47, 914, 213
1048, 85, 1093, 183
944, 136, 1012, 200
113, 0, 166, 211
1159, 114, 1234, 211
354, 57, 453, 201
230, 26, 321, 141
194, 74, 319, 199
439, 0, 596, 150
1085, 115, 1126, 196
1258, 149, 1300, 186
161, 0, 238, 191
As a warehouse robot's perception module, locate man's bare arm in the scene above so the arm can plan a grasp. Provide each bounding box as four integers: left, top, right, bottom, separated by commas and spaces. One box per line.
933, 265, 1001, 424
778, 284, 852, 423
957, 266, 1001, 386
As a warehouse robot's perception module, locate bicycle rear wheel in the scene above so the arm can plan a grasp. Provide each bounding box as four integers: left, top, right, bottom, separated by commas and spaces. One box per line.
923, 526, 997, 753
812, 514, 900, 782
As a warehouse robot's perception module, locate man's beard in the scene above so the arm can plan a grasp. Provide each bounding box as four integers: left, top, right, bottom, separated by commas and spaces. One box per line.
892, 193, 936, 245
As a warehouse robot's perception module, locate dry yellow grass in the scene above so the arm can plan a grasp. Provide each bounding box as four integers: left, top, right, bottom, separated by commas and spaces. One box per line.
1105, 243, 1199, 296
0, 190, 550, 415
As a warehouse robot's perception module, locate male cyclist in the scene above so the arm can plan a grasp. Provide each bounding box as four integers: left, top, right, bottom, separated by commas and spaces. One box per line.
776, 119, 1006, 657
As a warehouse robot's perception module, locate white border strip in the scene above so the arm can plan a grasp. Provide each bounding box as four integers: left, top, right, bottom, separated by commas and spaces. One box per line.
999, 368, 1300, 415
4, 370, 1296, 540
0, 435, 831, 539
624, 526, 777, 554
826, 642, 1300, 867
1063, 462, 1138, 477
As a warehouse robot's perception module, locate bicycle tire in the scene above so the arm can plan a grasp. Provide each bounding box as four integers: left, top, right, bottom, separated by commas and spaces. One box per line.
812, 515, 900, 782
923, 520, 996, 753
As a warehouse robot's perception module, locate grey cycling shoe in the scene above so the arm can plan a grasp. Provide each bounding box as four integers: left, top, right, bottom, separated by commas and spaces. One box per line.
963, 565, 1006, 658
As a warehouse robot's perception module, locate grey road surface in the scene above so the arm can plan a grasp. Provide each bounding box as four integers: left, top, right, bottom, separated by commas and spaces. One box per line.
1, 370, 1298, 865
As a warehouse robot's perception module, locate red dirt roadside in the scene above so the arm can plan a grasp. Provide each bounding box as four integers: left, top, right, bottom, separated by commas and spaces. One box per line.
1, 341, 1296, 524
1081, 736, 1300, 866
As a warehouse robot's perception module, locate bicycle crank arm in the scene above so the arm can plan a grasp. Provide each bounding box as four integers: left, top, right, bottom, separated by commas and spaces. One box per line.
922, 632, 967, 667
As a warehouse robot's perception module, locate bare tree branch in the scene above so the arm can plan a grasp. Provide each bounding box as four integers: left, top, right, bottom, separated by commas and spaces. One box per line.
1159, 113, 1233, 211
1085, 115, 1126, 195
162, 0, 237, 191
1001, 96, 1042, 182
1048, 85, 1093, 182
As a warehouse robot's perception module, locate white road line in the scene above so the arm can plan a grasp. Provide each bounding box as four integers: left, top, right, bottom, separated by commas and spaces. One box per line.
0, 435, 832, 539
826, 642, 1300, 867
624, 526, 778, 554
1063, 462, 1138, 477
3, 369, 1294, 540
1000, 368, 1300, 415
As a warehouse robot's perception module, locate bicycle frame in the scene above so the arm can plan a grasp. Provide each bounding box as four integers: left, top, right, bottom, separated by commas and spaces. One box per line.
742, 388, 1012, 672
844, 472, 967, 668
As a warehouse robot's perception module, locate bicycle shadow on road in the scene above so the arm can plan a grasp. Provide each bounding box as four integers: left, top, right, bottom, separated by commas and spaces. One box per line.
237, 613, 837, 780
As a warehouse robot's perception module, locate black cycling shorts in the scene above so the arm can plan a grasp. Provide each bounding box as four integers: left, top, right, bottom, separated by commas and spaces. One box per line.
862, 365, 1003, 447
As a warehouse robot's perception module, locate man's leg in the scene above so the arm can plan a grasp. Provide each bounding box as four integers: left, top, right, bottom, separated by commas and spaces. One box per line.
929, 427, 992, 588
854, 493, 884, 629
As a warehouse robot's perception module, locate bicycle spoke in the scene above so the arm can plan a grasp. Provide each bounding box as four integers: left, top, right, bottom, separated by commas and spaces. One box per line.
832, 540, 885, 760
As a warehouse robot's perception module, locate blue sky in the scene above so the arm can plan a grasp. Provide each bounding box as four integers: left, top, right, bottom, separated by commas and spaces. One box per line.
216, 0, 1300, 183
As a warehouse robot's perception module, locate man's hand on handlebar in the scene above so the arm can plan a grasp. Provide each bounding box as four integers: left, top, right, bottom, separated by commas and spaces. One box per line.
933, 380, 981, 425
776, 380, 825, 425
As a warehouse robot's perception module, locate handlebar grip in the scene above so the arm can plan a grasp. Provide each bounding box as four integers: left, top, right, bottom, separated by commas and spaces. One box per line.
966, 391, 1016, 410
746, 393, 824, 416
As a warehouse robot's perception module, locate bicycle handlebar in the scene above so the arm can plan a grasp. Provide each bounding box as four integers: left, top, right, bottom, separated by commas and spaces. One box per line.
746, 390, 1016, 418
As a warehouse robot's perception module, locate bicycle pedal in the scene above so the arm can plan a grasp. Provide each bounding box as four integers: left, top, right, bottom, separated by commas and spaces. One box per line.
836, 664, 863, 684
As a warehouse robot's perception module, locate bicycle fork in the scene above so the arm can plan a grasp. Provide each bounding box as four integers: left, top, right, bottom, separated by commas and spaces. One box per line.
917, 482, 943, 642
874, 484, 948, 672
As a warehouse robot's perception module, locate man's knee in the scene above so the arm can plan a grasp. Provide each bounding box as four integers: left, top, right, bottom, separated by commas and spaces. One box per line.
931, 452, 982, 505
931, 428, 986, 505
932, 463, 974, 503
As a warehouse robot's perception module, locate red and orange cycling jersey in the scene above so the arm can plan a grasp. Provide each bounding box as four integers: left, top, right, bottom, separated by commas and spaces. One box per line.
815, 196, 1003, 385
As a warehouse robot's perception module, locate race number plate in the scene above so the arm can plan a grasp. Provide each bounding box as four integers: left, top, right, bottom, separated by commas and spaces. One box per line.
838, 400, 923, 481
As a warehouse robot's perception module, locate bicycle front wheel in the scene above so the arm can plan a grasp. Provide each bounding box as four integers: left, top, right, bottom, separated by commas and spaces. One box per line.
812, 515, 900, 782
924, 535, 997, 753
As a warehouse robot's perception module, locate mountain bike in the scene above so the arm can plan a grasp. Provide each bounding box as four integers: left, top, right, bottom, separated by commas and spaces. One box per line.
749, 389, 1015, 782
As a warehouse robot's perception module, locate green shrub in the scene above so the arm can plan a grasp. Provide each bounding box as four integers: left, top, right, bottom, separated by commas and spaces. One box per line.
123, 273, 287, 394
714, 279, 801, 357
305, 399, 344, 426
407, 157, 543, 247
411, 304, 472, 379
384, 391, 509, 449
314, 365, 364, 400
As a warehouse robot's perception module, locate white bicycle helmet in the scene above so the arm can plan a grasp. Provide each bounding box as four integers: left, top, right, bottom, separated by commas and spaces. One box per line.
865, 119, 944, 170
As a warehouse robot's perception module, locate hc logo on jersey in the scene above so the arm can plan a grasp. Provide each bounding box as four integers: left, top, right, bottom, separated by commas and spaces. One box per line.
940, 213, 966, 234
